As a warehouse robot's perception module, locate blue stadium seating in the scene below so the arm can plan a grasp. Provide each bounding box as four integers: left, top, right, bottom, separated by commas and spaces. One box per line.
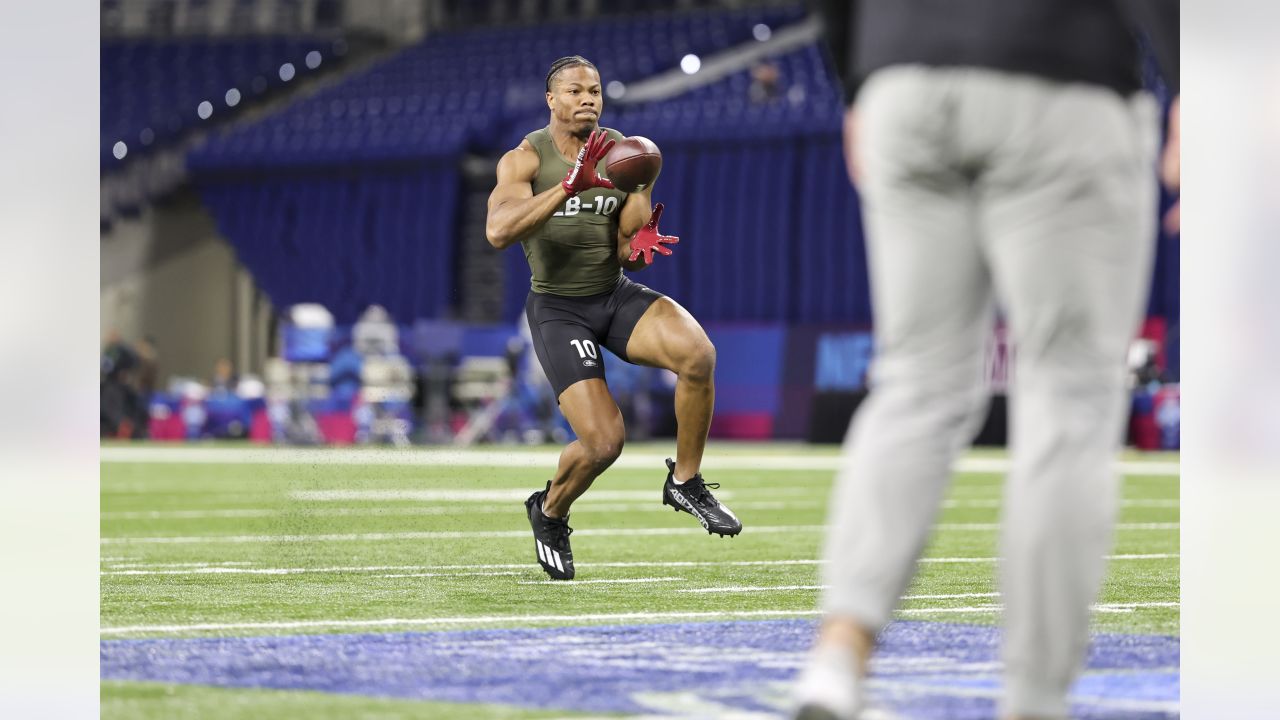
101, 35, 340, 167
199, 166, 460, 323
189, 5, 806, 168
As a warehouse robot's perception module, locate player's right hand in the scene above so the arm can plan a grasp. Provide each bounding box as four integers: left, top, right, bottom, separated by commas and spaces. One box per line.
561, 129, 616, 196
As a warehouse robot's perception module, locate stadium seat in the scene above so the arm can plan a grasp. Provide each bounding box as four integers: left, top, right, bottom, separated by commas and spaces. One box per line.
102, 35, 340, 168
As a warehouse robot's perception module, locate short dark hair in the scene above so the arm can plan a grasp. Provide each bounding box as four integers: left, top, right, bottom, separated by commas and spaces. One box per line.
546, 56, 599, 92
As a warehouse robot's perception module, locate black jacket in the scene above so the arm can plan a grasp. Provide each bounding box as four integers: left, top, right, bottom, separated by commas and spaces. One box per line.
813, 0, 1178, 102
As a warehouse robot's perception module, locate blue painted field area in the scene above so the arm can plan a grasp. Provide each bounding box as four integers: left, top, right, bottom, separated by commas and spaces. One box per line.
101, 619, 1179, 718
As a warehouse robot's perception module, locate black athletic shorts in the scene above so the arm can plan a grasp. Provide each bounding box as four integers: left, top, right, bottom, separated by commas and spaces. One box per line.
525, 275, 664, 399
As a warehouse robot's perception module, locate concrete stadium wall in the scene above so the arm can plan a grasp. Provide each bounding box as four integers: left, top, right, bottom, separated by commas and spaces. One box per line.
101, 188, 272, 386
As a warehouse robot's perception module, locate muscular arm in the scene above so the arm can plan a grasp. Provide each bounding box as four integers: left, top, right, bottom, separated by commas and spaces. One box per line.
485, 141, 570, 250
616, 181, 656, 271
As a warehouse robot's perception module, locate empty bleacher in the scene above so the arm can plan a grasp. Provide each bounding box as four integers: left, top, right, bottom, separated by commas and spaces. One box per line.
101, 34, 345, 167
189, 5, 806, 168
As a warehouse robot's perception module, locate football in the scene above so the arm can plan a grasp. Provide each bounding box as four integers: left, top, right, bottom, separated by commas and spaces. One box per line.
604, 135, 662, 193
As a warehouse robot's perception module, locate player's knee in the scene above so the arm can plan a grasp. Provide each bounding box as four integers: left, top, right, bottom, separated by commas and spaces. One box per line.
681, 340, 716, 384
581, 433, 624, 469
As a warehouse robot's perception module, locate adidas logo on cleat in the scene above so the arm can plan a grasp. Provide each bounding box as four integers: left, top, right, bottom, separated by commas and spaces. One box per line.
525, 482, 575, 580
535, 538, 567, 575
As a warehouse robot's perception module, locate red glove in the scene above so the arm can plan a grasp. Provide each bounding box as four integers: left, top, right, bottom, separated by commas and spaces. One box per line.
561, 130, 616, 196
628, 202, 679, 264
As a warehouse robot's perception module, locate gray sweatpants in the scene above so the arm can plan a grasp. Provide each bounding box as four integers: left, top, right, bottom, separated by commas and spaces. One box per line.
819, 66, 1158, 718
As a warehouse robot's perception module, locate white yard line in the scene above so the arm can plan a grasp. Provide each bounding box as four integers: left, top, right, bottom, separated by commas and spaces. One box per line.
380, 571, 525, 578
101, 554, 1178, 576
916, 553, 1178, 564
99, 522, 1179, 545
1120, 499, 1180, 508
106, 566, 526, 578
98, 526, 824, 545
679, 586, 1004, 601
101, 501, 789, 521
516, 577, 685, 586
100, 609, 826, 635
100, 446, 1179, 477
106, 561, 256, 568
99, 560, 819, 576
288, 489, 718, 503
933, 522, 1178, 531
900, 592, 1002, 601
99, 497, 1177, 521
897, 601, 1179, 617
939, 498, 1178, 509
104, 509, 280, 520
677, 584, 830, 594
99, 601, 1179, 636
895, 605, 997, 616
98, 527, 815, 545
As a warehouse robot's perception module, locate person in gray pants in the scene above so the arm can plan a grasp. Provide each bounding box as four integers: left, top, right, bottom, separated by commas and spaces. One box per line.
795, 2, 1179, 719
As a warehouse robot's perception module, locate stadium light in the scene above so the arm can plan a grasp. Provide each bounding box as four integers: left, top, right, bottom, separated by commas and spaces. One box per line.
753, 23, 772, 41
225, 88, 241, 107
197, 101, 213, 119
305, 51, 322, 70
112, 141, 127, 160
681, 54, 701, 74
606, 80, 626, 99
279, 62, 296, 82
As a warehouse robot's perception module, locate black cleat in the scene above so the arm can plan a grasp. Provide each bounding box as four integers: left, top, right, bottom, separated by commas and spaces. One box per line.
661, 458, 742, 537
525, 482, 574, 580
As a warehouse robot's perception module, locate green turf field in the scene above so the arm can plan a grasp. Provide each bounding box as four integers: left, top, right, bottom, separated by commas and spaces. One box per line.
100, 442, 1179, 718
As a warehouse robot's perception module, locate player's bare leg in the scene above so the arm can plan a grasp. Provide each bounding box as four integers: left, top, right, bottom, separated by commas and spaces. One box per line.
544, 378, 626, 518
525, 378, 624, 580
627, 297, 740, 536
626, 297, 715, 481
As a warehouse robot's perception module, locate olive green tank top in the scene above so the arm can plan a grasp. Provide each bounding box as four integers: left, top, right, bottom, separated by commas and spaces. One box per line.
521, 126, 628, 296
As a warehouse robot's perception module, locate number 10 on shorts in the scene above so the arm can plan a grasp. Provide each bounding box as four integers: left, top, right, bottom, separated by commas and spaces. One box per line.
570, 339, 598, 360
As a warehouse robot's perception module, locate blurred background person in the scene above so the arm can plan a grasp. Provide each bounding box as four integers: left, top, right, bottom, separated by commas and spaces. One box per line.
210, 357, 237, 395
100, 329, 140, 438
749, 60, 783, 104
132, 335, 159, 436
795, 2, 1179, 719
352, 303, 399, 356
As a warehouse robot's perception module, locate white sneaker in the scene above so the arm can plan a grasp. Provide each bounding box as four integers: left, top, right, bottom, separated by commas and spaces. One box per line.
791, 645, 863, 720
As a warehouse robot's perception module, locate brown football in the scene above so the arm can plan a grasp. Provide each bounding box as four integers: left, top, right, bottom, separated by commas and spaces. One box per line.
604, 135, 662, 193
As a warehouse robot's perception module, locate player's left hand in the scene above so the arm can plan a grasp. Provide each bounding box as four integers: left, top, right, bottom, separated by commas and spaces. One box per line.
627, 202, 679, 264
